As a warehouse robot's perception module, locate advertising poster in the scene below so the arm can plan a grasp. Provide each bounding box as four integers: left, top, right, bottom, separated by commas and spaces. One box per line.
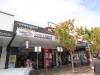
44, 49, 50, 68
8, 55, 16, 68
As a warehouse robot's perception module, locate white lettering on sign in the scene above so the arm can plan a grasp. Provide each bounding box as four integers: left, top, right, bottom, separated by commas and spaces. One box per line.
0, 31, 12, 37
16, 28, 55, 40
34, 32, 52, 40
17, 22, 38, 30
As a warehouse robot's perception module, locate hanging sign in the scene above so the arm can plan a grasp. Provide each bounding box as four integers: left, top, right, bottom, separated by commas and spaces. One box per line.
57, 47, 63, 52
18, 41, 29, 51
35, 46, 41, 52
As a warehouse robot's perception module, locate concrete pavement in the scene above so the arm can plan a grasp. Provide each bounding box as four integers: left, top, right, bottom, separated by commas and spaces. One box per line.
55, 70, 94, 75
38, 64, 92, 75
80, 70, 94, 75
53, 66, 93, 75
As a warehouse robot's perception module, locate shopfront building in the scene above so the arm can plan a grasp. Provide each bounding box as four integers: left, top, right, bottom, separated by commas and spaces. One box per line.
4, 20, 62, 69
0, 11, 14, 69
0, 11, 88, 69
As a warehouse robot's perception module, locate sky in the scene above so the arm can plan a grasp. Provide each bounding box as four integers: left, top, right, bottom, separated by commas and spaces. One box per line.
0, 0, 100, 29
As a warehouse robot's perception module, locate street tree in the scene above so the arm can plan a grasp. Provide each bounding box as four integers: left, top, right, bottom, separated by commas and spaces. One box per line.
52, 19, 77, 75
76, 26, 93, 58
90, 27, 100, 53
76, 26, 100, 58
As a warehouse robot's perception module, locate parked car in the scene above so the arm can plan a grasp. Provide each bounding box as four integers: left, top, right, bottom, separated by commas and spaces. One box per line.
0, 68, 39, 75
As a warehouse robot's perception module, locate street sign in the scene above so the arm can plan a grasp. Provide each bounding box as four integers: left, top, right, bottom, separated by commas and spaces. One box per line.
57, 47, 63, 52
35, 46, 41, 52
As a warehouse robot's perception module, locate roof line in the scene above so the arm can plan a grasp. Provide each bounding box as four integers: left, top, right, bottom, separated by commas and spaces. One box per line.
0, 11, 14, 16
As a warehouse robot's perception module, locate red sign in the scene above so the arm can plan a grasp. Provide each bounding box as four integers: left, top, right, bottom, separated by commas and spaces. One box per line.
44, 48, 50, 68
44, 27, 54, 35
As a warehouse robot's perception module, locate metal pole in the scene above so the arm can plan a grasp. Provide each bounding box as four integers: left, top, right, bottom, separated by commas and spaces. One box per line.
71, 51, 74, 75
37, 50, 38, 71
60, 52, 62, 71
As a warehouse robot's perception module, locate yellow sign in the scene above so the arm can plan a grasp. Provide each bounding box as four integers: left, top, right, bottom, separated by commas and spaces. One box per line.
9, 55, 16, 64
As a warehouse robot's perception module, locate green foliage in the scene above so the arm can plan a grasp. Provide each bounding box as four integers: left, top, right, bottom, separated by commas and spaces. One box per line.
52, 19, 76, 51
90, 27, 100, 52
76, 26, 100, 52
52, 18, 100, 53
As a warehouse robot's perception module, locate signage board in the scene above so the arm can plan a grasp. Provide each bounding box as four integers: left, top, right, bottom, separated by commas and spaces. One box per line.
9, 55, 16, 64
8, 55, 16, 68
16, 28, 55, 40
14, 21, 55, 35
57, 47, 63, 52
35, 46, 41, 52
18, 41, 29, 51
14, 21, 45, 33
14, 21, 56, 40
44, 48, 50, 68
33, 32, 53, 40
44, 27, 54, 35
0, 30, 13, 37
77, 41, 88, 47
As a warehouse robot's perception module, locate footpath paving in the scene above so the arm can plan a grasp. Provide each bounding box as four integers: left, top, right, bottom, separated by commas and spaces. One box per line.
80, 70, 94, 75
38, 64, 93, 75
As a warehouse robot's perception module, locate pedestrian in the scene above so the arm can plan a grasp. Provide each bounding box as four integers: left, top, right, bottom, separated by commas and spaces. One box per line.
25, 58, 32, 68
90, 53, 100, 75
79, 55, 84, 66
73, 55, 78, 67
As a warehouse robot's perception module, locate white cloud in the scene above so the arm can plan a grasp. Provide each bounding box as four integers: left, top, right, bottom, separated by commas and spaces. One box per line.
0, 0, 100, 29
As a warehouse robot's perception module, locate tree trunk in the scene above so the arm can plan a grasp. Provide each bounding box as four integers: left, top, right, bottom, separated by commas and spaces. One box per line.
88, 45, 92, 60
70, 51, 75, 75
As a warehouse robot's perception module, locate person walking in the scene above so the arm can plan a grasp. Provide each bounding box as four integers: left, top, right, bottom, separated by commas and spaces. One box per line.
90, 53, 100, 75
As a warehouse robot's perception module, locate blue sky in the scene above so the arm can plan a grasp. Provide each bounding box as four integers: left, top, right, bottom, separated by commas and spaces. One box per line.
80, 0, 100, 13
0, 0, 100, 29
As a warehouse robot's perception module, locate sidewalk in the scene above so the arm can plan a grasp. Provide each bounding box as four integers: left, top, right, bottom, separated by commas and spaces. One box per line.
38, 64, 92, 75
54, 65, 92, 75
80, 70, 94, 75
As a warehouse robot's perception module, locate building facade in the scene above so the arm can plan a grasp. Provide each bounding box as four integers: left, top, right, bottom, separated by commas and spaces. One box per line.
0, 11, 87, 69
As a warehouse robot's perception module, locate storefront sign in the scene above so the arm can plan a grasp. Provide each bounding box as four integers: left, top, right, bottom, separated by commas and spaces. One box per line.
17, 28, 55, 40
0, 30, 13, 37
14, 21, 56, 40
77, 41, 88, 47
14, 21, 44, 33
14, 21, 55, 35
16, 29, 33, 37
34, 32, 52, 40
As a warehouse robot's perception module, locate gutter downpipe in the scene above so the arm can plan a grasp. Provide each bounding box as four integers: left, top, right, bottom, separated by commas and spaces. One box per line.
5, 32, 16, 69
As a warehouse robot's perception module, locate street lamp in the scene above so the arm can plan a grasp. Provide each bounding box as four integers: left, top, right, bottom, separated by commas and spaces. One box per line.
35, 46, 41, 71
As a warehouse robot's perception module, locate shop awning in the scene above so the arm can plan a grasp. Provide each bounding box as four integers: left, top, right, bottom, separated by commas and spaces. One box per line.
11, 35, 62, 49
0, 30, 13, 47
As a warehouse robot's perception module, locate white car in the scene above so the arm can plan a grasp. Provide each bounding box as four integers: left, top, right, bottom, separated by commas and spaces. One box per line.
0, 68, 39, 75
